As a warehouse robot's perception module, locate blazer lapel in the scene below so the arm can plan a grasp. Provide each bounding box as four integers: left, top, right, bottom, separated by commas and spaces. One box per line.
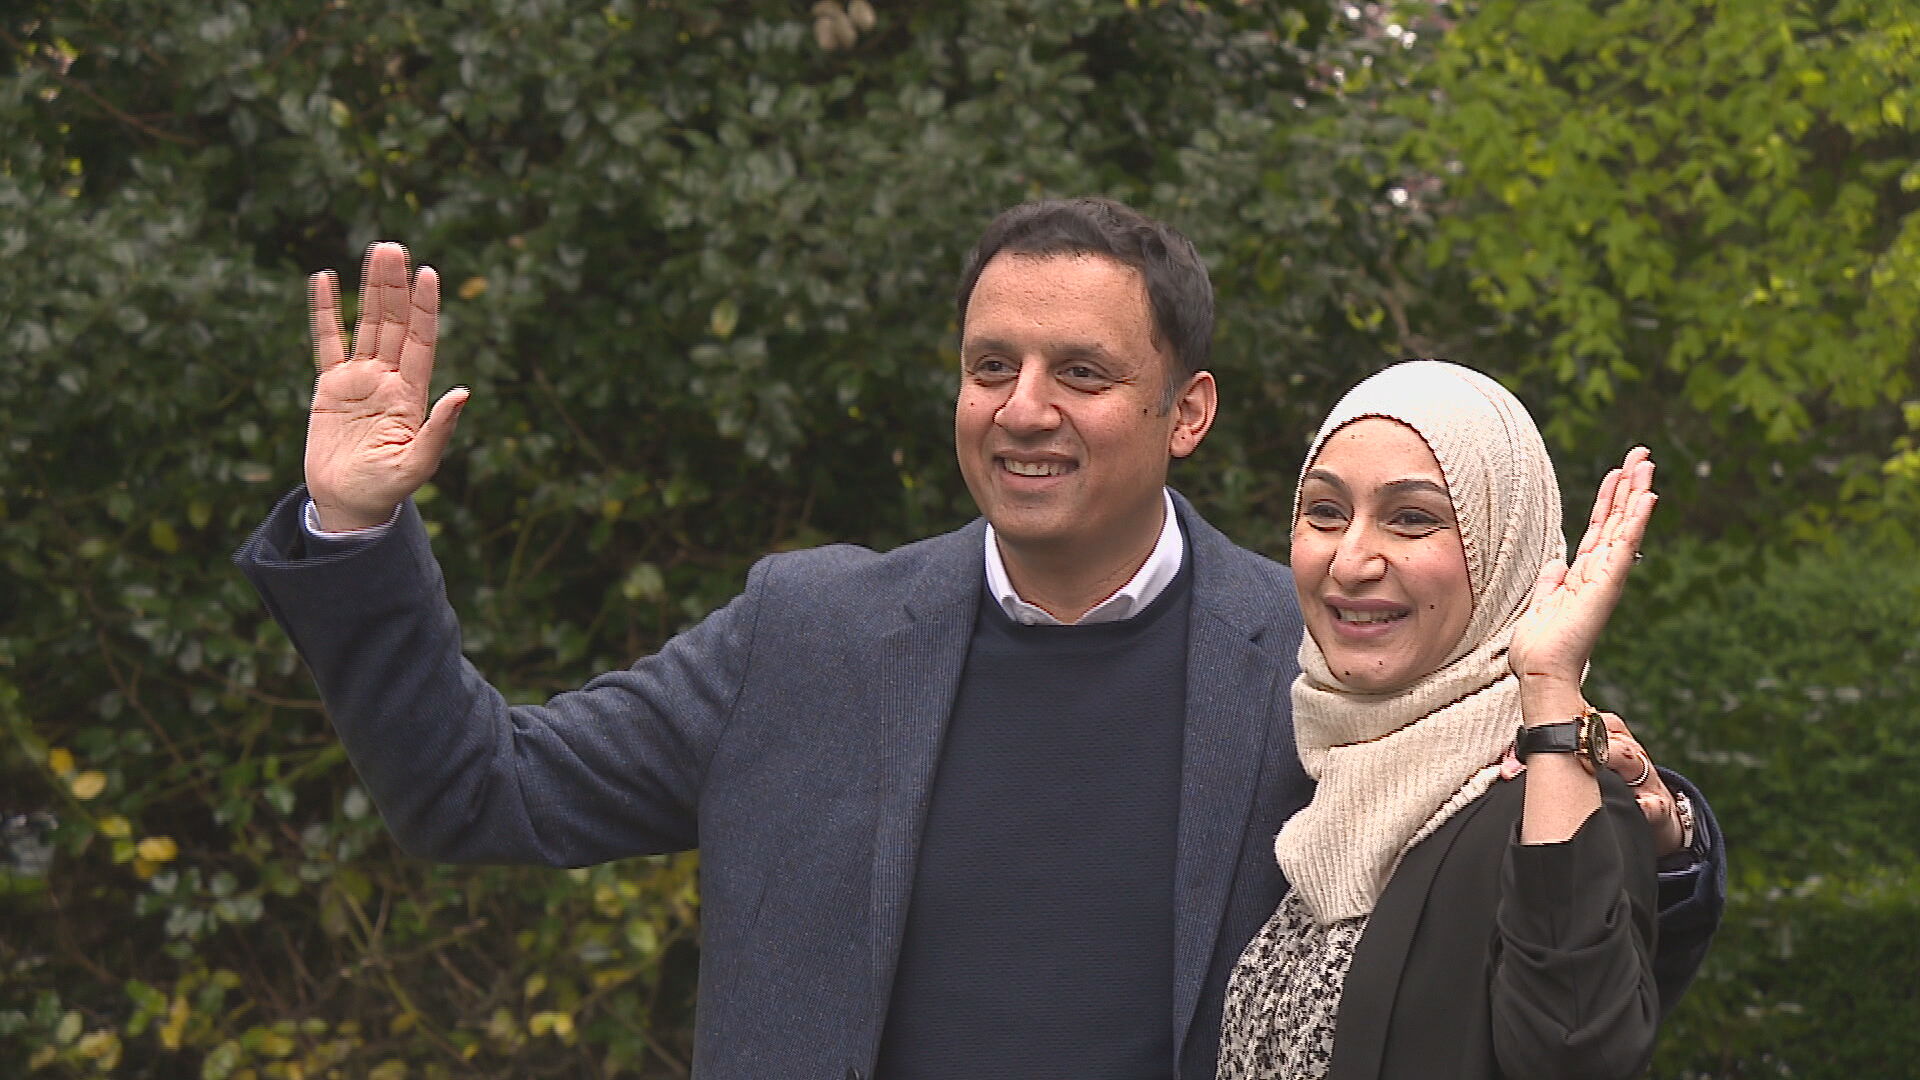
1330, 783, 1508, 1080
866, 522, 986, 1024
1170, 495, 1291, 1058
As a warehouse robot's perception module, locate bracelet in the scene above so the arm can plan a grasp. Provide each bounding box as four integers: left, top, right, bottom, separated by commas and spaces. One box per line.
1671, 790, 1696, 853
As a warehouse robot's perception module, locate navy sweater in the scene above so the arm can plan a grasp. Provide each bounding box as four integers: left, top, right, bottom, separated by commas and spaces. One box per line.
875, 562, 1193, 1078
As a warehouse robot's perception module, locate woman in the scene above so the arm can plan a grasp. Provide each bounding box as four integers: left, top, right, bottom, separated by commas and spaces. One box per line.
1218, 360, 1661, 1079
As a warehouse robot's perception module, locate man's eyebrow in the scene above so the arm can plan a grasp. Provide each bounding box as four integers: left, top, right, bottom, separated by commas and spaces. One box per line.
1050, 341, 1120, 364
962, 335, 1020, 358
961, 336, 1121, 364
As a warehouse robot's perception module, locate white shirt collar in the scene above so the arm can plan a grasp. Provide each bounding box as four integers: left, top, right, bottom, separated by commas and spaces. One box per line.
983, 489, 1185, 626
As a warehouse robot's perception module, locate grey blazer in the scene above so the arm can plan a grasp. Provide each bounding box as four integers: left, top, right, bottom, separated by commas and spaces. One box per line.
236, 487, 1717, 1078
238, 488, 1311, 1078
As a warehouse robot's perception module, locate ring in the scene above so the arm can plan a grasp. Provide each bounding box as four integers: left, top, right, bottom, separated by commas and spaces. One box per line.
1625, 753, 1652, 787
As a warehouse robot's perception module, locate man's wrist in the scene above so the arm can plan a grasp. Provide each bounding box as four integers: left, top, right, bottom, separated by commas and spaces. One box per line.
304, 499, 402, 538
311, 501, 399, 534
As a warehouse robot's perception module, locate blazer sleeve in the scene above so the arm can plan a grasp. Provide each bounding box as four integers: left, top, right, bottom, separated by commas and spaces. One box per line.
1648, 767, 1728, 1014
233, 487, 763, 866
1489, 773, 1661, 1080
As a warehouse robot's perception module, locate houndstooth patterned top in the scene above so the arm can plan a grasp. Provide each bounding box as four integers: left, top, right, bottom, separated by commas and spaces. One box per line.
1215, 890, 1368, 1080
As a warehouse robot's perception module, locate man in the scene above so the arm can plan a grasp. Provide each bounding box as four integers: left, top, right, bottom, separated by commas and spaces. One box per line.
238, 198, 1722, 1078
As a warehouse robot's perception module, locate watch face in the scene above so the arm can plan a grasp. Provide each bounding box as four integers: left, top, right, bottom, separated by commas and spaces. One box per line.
1583, 713, 1610, 769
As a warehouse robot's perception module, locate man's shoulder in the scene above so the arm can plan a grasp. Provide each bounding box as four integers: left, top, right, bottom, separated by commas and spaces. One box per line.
750, 519, 984, 610
1170, 491, 1298, 622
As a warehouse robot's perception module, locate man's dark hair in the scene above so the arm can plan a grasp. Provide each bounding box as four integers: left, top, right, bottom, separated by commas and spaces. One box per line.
955, 197, 1214, 408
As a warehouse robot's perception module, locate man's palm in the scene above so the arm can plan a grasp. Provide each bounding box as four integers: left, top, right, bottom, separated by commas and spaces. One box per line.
305, 242, 467, 531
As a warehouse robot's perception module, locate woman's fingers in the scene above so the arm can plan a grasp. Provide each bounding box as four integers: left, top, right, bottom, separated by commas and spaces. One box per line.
1575, 467, 1623, 559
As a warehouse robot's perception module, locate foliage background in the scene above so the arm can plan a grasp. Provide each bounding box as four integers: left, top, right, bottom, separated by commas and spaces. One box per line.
2, 0, 1913, 1076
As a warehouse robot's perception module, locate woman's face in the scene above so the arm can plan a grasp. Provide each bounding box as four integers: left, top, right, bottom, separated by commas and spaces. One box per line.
1291, 418, 1474, 692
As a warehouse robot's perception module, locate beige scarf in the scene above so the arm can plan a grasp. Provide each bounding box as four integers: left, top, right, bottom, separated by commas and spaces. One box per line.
1275, 361, 1567, 925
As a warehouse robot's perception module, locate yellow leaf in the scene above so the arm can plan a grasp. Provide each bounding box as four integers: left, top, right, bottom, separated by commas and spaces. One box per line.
590, 967, 635, 990
523, 973, 547, 1001
133, 857, 158, 879
136, 836, 179, 862
77, 1030, 120, 1062
149, 519, 181, 554
47, 747, 75, 776
388, 1012, 415, 1036
709, 298, 739, 339
527, 1011, 556, 1037
256, 1031, 296, 1057
70, 771, 108, 800
458, 276, 488, 300
368, 1060, 408, 1080
159, 997, 190, 1050
98, 814, 131, 838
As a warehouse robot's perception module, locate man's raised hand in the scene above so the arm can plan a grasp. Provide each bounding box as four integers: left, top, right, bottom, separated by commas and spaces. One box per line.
305, 243, 468, 531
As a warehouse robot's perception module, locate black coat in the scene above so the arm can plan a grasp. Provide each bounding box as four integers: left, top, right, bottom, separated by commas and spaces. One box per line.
1330, 771, 1660, 1080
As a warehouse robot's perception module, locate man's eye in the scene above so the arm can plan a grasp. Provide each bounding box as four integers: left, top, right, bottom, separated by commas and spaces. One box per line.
1060, 364, 1109, 384
971, 358, 1015, 379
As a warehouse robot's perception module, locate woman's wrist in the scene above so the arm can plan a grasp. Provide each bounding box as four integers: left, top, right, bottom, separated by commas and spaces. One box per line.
1517, 675, 1588, 728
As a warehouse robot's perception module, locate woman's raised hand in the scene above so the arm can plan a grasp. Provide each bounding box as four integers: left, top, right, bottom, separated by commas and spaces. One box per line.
304, 243, 470, 531
1509, 446, 1658, 690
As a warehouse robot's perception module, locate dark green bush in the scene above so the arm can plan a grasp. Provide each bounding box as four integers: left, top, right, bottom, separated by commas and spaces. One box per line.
1594, 535, 1920, 1078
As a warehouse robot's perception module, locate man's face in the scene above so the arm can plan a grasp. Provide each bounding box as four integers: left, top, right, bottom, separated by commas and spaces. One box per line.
955, 253, 1211, 571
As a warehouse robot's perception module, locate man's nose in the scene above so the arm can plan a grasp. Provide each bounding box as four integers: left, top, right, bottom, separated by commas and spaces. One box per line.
994, 363, 1062, 435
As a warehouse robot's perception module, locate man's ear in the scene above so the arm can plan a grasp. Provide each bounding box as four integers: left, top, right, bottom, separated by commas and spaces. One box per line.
1168, 370, 1218, 459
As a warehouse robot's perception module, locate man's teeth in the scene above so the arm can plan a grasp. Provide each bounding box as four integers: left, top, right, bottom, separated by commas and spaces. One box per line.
1003, 459, 1069, 477
1334, 608, 1406, 625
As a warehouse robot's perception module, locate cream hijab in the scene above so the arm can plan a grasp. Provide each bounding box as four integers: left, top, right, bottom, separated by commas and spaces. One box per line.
1274, 360, 1566, 925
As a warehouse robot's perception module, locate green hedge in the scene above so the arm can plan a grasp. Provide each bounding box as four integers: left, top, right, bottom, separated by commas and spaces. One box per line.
1594, 535, 1920, 1077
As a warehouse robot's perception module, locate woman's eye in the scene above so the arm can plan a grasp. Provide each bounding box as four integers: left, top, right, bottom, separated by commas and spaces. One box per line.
1388, 510, 1444, 533
1301, 503, 1347, 529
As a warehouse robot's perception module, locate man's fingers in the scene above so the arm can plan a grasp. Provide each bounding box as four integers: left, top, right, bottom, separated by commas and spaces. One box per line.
1608, 740, 1654, 787
371, 243, 413, 367
350, 245, 379, 360
400, 265, 440, 392
1634, 786, 1685, 857
412, 385, 470, 471
309, 270, 345, 374
349, 242, 409, 364
368, 240, 414, 365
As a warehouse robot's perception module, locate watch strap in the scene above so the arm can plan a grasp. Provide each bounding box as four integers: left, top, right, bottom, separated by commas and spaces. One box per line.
1515, 720, 1581, 758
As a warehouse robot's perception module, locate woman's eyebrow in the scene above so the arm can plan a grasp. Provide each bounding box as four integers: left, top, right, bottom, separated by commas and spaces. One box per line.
1379, 478, 1449, 498
1302, 468, 1348, 495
